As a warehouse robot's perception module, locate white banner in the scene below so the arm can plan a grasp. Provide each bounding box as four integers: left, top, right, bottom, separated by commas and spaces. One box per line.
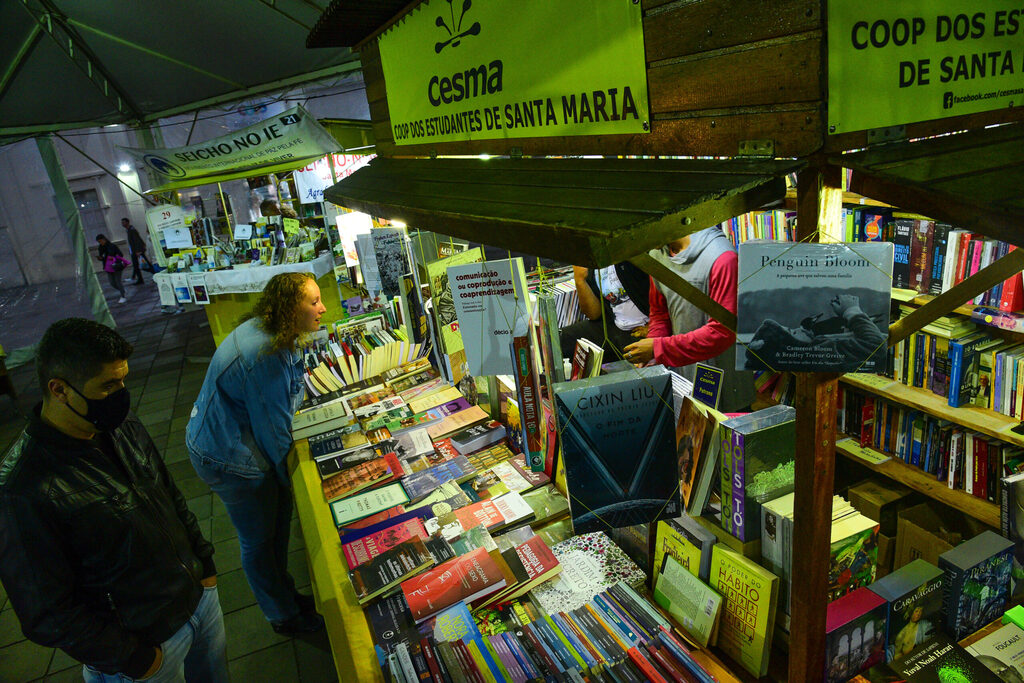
294, 153, 375, 204
121, 105, 340, 187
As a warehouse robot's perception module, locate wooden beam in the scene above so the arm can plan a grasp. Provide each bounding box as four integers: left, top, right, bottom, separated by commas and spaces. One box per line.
628, 252, 737, 332
788, 162, 840, 683
789, 372, 839, 682
888, 248, 1024, 346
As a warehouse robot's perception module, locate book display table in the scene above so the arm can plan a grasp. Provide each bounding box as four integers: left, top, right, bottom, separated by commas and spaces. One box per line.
289, 439, 385, 682
154, 256, 357, 346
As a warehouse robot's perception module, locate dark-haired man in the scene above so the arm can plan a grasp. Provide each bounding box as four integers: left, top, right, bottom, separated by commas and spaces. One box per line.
0, 318, 227, 683
121, 217, 153, 285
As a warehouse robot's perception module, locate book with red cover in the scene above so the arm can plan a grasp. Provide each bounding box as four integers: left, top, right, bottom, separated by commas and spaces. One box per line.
321, 452, 403, 503
1001, 245, 1024, 311
342, 517, 429, 569
432, 437, 461, 461
954, 231, 975, 284
401, 547, 507, 623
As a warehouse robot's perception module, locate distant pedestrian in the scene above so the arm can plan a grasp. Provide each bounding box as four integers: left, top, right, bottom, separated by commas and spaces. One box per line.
122, 217, 153, 285
96, 234, 128, 304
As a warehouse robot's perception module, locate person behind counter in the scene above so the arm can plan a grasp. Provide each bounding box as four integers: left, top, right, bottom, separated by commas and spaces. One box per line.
0, 318, 225, 683
622, 226, 755, 412
186, 272, 327, 635
559, 262, 650, 361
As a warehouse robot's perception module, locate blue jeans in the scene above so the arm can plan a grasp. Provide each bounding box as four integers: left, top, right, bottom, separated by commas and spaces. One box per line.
82, 585, 227, 683
190, 453, 300, 623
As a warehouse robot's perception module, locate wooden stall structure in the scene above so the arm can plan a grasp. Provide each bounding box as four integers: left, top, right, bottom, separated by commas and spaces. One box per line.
310, 0, 1024, 679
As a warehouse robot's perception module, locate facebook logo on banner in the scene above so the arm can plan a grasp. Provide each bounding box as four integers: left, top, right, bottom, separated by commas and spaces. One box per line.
943, 92, 954, 109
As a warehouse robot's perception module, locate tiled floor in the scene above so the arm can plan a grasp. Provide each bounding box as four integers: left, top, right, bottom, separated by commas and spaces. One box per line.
0, 304, 339, 682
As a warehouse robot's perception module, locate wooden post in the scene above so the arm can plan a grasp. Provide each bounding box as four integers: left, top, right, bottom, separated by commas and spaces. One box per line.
787, 163, 840, 682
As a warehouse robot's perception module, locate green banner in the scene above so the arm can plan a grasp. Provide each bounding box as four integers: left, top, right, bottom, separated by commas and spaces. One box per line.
378, 0, 649, 145
829, 2, 1024, 133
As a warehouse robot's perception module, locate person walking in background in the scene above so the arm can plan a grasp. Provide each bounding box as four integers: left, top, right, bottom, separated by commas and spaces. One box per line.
96, 233, 128, 303
122, 217, 153, 285
186, 272, 327, 635
0, 319, 226, 683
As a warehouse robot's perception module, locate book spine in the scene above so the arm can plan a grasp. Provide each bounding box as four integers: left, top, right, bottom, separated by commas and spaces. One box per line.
720, 427, 734, 535
512, 336, 545, 472
732, 430, 747, 541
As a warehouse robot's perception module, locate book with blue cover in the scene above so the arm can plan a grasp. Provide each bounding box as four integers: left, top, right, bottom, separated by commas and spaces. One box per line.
553, 366, 680, 534
429, 602, 482, 644
400, 455, 477, 502
938, 530, 1013, 640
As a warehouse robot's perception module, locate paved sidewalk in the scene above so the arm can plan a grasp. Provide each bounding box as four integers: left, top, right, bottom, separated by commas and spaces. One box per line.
0, 309, 339, 683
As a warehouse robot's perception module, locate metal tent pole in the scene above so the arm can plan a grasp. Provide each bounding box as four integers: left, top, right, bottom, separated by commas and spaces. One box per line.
36, 135, 115, 329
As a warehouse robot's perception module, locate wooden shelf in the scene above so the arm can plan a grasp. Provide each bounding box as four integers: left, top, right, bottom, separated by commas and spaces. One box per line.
784, 188, 895, 210
835, 438, 999, 528
840, 374, 1024, 448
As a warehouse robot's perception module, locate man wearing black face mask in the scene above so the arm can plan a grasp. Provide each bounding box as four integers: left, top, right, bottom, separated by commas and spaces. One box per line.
0, 318, 227, 683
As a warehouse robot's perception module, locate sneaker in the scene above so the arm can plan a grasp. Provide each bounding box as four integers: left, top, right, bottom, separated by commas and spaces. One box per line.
117, 297, 127, 303
270, 612, 324, 635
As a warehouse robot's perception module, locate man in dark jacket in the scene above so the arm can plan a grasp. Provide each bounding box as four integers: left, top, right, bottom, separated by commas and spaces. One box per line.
0, 319, 227, 683
122, 217, 153, 285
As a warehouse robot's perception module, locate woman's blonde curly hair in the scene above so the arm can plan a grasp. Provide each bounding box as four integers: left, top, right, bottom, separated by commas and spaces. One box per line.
242, 271, 316, 353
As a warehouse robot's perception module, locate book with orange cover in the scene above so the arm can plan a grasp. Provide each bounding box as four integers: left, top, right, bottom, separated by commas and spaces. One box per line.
321, 452, 403, 503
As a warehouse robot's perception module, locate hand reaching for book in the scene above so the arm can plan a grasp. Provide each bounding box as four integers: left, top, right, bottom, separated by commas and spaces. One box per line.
623, 338, 654, 366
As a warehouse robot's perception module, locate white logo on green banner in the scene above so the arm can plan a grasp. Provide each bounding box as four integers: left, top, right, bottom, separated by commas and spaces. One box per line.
829, 1, 1024, 133
378, 0, 649, 145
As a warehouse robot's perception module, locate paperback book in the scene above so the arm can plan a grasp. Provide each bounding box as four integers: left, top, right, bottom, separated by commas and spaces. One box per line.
709, 544, 779, 679
342, 516, 429, 569
349, 537, 435, 604
653, 515, 717, 584
737, 241, 893, 373
653, 554, 722, 647
553, 366, 680, 534
447, 257, 532, 376
401, 547, 507, 623
938, 530, 1013, 640
330, 483, 411, 528
824, 587, 887, 683
529, 531, 646, 614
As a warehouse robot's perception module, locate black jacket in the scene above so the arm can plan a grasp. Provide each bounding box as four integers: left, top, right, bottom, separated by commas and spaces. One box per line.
97, 241, 124, 263
126, 226, 146, 254
585, 262, 651, 318
0, 408, 216, 677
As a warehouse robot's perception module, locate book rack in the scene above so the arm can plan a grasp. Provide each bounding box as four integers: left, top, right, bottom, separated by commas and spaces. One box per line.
835, 438, 999, 529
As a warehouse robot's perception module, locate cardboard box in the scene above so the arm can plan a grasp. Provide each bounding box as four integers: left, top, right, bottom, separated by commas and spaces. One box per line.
894, 502, 981, 569
847, 478, 915, 536
875, 532, 895, 579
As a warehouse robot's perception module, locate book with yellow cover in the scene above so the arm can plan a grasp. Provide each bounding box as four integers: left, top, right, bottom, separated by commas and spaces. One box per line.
709, 545, 779, 679
653, 516, 717, 585
409, 386, 463, 414
425, 247, 484, 356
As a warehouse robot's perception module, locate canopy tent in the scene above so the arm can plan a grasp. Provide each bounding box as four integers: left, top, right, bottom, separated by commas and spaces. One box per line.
0, 0, 361, 144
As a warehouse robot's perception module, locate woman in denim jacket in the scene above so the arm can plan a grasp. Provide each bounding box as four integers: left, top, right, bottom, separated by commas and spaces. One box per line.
186, 272, 327, 635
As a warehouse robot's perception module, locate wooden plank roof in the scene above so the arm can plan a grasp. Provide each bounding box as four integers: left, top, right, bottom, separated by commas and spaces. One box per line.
834, 123, 1024, 248
323, 156, 801, 267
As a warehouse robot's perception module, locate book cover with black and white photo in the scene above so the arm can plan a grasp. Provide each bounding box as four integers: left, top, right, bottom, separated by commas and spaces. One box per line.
371, 227, 410, 300
737, 242, 893, 373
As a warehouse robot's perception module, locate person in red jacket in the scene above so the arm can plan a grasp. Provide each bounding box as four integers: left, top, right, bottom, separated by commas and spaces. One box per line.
623, 227, 754, 412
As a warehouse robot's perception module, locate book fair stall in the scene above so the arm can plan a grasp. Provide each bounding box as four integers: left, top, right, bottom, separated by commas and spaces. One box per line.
139, 106, 372, 344
271, 0, 1024, 681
